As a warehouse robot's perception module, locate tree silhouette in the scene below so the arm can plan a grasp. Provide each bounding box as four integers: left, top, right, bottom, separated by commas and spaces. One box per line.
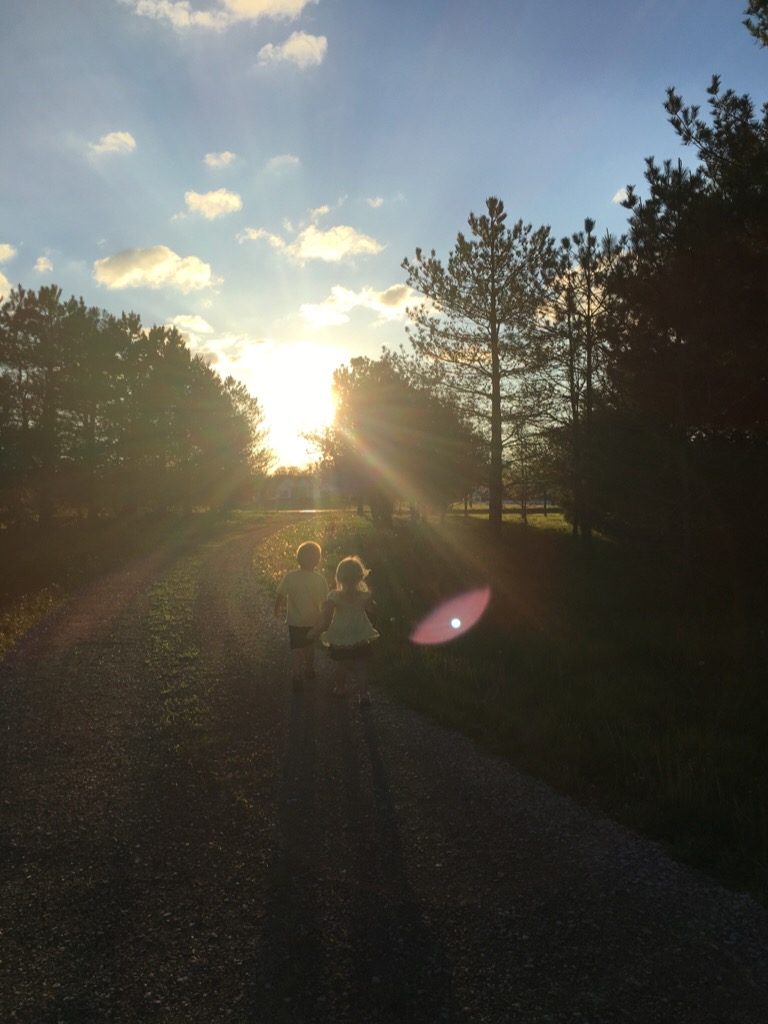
744, 0, 768, 45
316, 353, 483, 524
600, 75, 768, 546
403, 197, 556, 530
0, 285, 270, 526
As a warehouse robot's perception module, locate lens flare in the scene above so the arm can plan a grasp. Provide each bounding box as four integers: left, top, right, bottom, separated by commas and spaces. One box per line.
410, 587, 491, 645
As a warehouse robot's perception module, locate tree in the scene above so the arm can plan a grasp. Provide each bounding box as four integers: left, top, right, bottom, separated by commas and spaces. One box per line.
402, 197, 556, 531
542, 223, 623, 539
744, 0, 768, 45
0, 284, 270, 525
600, 75, 768, 547
316, 354, 483, 524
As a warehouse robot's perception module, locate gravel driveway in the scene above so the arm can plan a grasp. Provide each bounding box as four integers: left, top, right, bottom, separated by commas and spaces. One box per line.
2, 519, 767, 1023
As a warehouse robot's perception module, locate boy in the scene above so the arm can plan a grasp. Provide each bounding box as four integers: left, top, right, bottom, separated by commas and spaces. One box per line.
274, 541, 328, 690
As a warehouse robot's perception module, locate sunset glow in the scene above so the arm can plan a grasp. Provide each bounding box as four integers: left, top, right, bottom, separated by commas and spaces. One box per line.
2, 2, 764, 473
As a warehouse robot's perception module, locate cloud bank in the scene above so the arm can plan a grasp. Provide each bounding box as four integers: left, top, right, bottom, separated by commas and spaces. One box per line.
89, 131, 137, 158
122, 0, 316, 31
204, 150, 237, 168
167, 314, 215, 335
93, 245, 217, 292
240, 222, 384, 264
185, 188, 243, 219
257, 31, 327, 68
263, 153, 301, 174
301, 283, 415, 326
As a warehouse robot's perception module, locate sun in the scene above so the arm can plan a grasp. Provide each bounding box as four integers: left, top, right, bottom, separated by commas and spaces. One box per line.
237, 341, 346, 468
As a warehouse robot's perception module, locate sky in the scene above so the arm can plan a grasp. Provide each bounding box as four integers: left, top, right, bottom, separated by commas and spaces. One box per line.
1, 0, 765, 466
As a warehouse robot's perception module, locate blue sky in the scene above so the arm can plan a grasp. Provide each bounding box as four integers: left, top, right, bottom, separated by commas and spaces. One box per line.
1, 0, 765, 465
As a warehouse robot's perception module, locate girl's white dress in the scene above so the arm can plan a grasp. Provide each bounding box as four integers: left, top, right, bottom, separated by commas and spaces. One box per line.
321, 589, 380, 648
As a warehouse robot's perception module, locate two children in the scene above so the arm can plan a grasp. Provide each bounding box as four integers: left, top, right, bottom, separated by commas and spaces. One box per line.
275, 543, 379, 702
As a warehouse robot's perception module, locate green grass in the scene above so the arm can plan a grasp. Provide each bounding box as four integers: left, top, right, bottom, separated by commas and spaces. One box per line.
0, 508, 270, 658
257, 509, 768, 902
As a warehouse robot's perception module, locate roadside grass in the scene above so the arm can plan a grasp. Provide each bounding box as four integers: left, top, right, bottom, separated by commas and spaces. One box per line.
256, 509, 768, 902
0, 509, 269, 658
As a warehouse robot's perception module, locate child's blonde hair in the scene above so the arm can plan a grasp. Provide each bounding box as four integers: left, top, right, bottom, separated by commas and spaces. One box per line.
335, 555, 369, 593
296, 541, 322, 569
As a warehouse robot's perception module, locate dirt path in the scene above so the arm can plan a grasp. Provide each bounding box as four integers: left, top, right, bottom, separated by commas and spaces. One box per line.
2, 519, 767, 1023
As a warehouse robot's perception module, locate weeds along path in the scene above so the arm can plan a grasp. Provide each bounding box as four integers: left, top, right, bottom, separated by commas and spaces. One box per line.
2, 514, 768, 1023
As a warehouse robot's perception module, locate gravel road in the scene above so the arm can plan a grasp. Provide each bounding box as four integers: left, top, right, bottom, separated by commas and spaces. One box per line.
2, 519, 767, 1023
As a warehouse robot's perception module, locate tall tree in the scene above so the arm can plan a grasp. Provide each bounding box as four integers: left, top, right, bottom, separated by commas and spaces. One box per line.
545, 223, 622, 539
601, 75, 768, 547
403, 197, 556, 530
316, 354, 482, 524
0, 285, 270, 525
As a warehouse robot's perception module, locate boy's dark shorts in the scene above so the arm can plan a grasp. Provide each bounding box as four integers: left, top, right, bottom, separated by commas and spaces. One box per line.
288, 626, 313, 650
328, 642, 374, 662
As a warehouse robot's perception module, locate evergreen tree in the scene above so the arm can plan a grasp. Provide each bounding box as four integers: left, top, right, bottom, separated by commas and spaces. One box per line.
403, 197, 556, 530
602, 76, 768, 546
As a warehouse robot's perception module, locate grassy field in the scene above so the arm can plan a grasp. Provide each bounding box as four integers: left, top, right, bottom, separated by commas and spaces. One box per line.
0, 510, 267, 658
256, 509, 768, 902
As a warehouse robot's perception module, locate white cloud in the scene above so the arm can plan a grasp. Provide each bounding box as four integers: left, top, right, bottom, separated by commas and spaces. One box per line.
204, 150, 237, 168
612, 187, 629, 205
301, 283, 416, 327
0, 243, 17, 264
0, 272, 12, 300
34, 256, 53, 273
263, 153, 300, 174
122, 1, 229, 29
257, 31, 327, 68
167, 314, 215, 335
309, 204, 330, 223
179, 328, 264, 370
240, 223, 384, 264
89, 131, 137, 158
122, 0, 316, 30
238, 227, 287, 250
291, 225, 384, 263
366, 196, 384, 208
223, 0, 314, 17
93, 245, 218, 292
184, 188, 243, 219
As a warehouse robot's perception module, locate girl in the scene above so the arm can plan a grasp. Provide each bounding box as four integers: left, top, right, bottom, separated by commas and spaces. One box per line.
310, 556, 379, 703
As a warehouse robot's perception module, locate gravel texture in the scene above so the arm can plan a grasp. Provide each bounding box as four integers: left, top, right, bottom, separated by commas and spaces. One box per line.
1, 521, 767, 1023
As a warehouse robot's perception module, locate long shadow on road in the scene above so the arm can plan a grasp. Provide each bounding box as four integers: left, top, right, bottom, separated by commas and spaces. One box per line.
248, 688, 458, 1023
341, 702, 458, 1022
246, 686, 324, 1023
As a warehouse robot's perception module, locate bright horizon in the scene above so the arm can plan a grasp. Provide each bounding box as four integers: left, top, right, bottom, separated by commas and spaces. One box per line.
2, 0, 765, 467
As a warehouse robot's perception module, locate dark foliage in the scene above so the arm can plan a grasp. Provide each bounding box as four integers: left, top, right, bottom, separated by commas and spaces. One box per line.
314, 353, 484, 524
0, 285, 270, 528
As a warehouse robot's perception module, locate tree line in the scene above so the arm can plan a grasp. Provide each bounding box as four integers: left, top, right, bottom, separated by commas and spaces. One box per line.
0, 285, 270, 528
321, 54, 767, 556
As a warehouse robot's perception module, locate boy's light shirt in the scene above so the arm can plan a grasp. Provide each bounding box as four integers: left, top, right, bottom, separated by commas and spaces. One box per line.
276, 569, 329, 627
